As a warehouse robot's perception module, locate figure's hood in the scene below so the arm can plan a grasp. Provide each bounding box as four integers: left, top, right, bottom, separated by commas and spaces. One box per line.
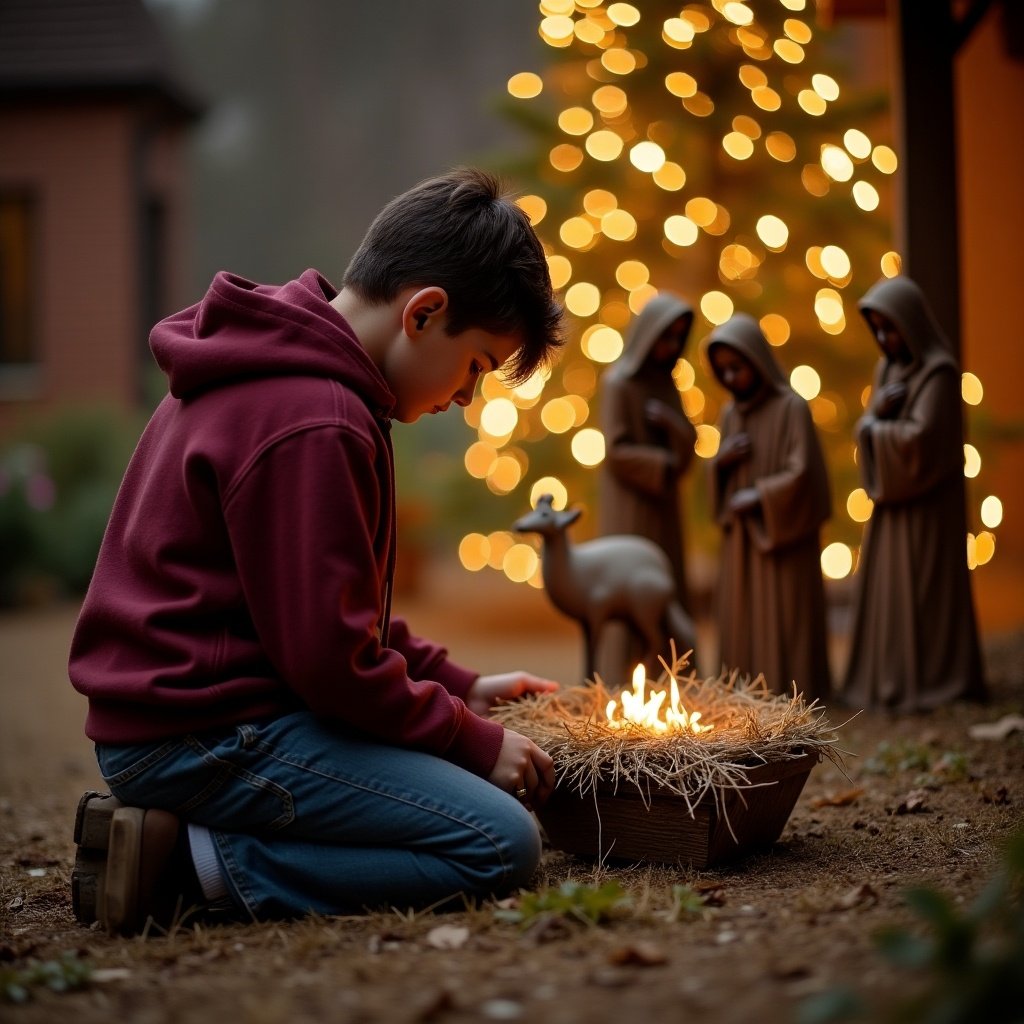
858, 275, 957, 374
615, 291, 693, 377
704, 312, 788, 408
150, 269, 394, 416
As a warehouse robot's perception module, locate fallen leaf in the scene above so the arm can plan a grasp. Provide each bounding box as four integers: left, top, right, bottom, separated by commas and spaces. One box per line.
809, 788, 864, 809
426, 924, 469, 950
607, 941, 668, 966
834, 883, 878, 910
968, 714, 1024, 741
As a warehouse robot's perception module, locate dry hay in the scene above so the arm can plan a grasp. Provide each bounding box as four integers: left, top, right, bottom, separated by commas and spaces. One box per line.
491, 647, 847, 821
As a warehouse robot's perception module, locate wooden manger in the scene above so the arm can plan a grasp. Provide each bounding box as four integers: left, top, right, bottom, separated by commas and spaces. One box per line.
491, 651, 842, 868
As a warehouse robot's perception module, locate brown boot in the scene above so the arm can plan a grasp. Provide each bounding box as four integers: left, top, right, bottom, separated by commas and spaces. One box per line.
102, 806, 190, 935
72, 791, 124, 924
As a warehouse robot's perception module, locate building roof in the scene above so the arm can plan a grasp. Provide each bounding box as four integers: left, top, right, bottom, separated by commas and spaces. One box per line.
0, 0, 203, 118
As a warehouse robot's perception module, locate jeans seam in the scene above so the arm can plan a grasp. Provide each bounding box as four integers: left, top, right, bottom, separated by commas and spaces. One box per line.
100, 739, 181, 786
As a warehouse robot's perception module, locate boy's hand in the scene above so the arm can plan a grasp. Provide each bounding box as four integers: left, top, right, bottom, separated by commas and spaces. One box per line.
488, 728, 556, 810
466, 672, 559, 717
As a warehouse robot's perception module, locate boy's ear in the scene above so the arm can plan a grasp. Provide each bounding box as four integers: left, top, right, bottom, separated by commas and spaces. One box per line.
402, 287, 449, 337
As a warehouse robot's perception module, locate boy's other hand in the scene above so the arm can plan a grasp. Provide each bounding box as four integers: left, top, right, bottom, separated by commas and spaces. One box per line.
488, 729, 556, 810
466, 672, 559, 718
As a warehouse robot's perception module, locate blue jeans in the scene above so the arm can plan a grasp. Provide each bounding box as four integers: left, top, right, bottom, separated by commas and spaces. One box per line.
95, 711, 541, 919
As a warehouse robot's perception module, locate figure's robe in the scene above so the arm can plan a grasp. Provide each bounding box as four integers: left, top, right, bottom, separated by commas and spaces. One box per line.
843, 277, 986, 711
708, 316, 832, 702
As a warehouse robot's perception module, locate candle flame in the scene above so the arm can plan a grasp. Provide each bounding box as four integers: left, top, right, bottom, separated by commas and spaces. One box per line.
605, 664, 714, 735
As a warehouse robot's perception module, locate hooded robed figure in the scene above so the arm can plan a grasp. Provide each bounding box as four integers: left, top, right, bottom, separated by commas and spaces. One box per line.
842, 276, 986, 712
706, 314, 832, 701
597, 293, 698, 680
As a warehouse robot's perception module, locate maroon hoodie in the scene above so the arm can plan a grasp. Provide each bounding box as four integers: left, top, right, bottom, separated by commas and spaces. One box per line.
69, 270, 504, 777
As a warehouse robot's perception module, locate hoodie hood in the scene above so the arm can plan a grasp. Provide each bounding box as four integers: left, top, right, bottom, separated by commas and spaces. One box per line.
615, 291, 693, 378
151, 269, 395, 417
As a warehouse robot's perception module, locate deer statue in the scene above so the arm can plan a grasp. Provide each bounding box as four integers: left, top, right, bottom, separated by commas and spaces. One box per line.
512, 494, 697, 683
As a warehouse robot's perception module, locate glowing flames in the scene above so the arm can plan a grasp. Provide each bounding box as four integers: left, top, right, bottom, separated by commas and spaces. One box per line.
605, 665, 715, 735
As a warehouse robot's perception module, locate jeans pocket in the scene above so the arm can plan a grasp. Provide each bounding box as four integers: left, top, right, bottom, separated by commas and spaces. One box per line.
96, 730, 295, 833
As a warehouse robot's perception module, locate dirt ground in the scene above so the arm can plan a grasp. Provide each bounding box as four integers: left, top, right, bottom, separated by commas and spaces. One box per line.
1, 565, 1022, 1024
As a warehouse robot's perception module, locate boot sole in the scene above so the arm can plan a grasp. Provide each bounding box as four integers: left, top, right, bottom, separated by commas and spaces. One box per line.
102, 807, 146, 934
71, 791, 123, 924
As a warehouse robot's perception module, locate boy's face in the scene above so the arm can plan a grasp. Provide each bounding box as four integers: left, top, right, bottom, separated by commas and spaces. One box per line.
709, 344, 761, 401
388, 319, 521, 423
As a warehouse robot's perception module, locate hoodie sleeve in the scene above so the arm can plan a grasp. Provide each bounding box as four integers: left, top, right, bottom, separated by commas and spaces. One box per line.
222, 423, 502, 777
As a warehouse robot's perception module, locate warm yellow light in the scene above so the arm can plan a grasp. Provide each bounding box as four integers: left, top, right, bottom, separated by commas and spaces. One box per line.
488, 454, 523, 494
565, 282, 601, 317
516, 195, 547, 226
847, 488, 874, 523
780, 0, 806, 8
558, 106, 595, 136
664, 215, 699, 246
573, 16, 606, 45
653, 161, 686, 191
843, 128, 871, 158
605, 664, 713, 735
459, 532, 490, 572
628, 284, 658, 314
797, 90, 827, 116
683, 92, 715, 117
720, 243, 759, 280
663, 17, 696, 45
607, 3, 641, 27
811, 73, 839, 102
673, 358, 696, 391
680, 6, 711, 31
602, 48, 637, 75
485, 531, 515, 570
694, 423, 721, 458
583, 189, 617, 217
964, 443, 981, 478
530, 477, 568, 510
802, 164, 830, 197
547, 254, 572, 290
571, 428, 605, 466
751, 86, 782, 111
540, 0, 574, 15
665, 71, 698, 98
819, 245, 851, 279
723, 2, 754, 26
821, 145, 854, 182
681, 386, 705, 418
790, 364, 821, 400
508, 72, 543, 99
550, 144, 584, 172
723, 132, 755, 159
480, 398, 518, 437
503, 543, 539, 583
975, 530, 995, 566
761, 313, 790, 346
881, 251, 902, 277
852, 181, 880, 211
700, 291, 734, 325
616, 260, 649, 290
961, 372, 984, 405
630, 140, 666, 172
513, 369, 548, 403
583, 326, 624, 363
540, 397, 576, 434
739, 64, 768, 89
815, 289, 844, 326
565, 394, 590, 426
586, 130, 624, 161
872, 145, 899, 173
592, 85, 628, 116
560, 217, 595, 249
464, 441, 498, 479
602, 209, 637, 241
981, 495, 1003, 529
821, 542, 853, 580
774, 38, 805, 63
756, 214, 789, 250
540, 15, 575, 41
765, 131, 795, 161
785, 18, 813, 43
967, 532, 977, 571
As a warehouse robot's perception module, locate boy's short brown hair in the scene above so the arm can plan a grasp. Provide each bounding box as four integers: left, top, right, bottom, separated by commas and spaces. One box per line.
343, 167, 564, 385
